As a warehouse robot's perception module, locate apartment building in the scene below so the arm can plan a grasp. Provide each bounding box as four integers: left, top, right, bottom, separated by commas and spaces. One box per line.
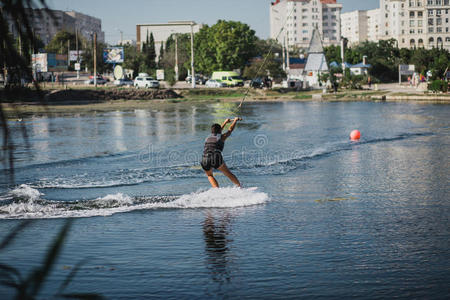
341, 10, 369, 45
342, 0, 450, 50
65, 11, 105, 43
6, 9, 104, 45
270, 0, 343, 49
382, 0, 450, 49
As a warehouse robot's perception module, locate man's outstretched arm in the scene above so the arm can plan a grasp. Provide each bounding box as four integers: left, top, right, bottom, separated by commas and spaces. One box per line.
221, 118, 231, 130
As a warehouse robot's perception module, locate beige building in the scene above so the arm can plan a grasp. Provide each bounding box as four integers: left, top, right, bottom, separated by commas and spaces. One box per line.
367, 9, 381, 41
136, 21, 202, 58
7, 9, 104, 45
270, 0, 343, 49
343, 0, 450, 50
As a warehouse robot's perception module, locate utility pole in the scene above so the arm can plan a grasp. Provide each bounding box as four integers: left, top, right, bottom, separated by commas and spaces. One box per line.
67, 39, 70, 66
94, 32, 97, 87
282, 36, 286, 71
190, 22, 195, 88
76, 28, 79, 79
341, 38, 345, 72
175, 34, 179, 81
286, 31, 290, 76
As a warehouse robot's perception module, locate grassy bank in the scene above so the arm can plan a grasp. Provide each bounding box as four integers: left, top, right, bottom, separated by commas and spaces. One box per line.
2, 86, 449, 117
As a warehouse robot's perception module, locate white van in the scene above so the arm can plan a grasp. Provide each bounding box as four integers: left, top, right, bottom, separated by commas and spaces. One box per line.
134, 76, 159, 89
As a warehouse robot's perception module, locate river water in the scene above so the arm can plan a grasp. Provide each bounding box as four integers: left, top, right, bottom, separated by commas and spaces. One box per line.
0, 101, 449, 299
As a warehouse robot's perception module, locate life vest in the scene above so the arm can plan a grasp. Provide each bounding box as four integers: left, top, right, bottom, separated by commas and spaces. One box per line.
203, 134, 224, 155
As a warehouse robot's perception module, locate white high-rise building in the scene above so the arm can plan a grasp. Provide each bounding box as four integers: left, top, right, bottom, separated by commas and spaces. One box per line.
270, 0, 343, 49
341, 10, 368, 45
367, 9, 381, 41
342, 0, 450, 50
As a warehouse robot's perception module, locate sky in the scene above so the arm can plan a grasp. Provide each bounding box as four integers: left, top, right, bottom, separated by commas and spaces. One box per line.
46, 0, 380, 44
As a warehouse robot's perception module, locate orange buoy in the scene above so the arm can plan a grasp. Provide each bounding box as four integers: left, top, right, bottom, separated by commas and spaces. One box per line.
350, 130, 361, 141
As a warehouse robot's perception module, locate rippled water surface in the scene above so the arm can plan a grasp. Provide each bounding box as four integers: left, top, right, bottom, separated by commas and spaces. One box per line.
0, 101, 449, 299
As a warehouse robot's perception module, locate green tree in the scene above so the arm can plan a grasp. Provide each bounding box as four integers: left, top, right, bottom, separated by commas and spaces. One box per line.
123, 44, 142, 79
324, 44, 342, 64
82, 40, 111, 74
159, 33, 191, 80
194, 20, 257, 75
140, 32, 156, 74
45, 30, 77, 54
243, 55, 285, 80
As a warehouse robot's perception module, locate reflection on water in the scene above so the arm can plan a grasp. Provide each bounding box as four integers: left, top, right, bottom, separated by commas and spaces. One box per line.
203, 212, 233, 284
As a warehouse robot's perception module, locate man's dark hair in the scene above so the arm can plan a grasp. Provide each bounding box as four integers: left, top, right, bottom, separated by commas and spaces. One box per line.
211, 124, 222, 135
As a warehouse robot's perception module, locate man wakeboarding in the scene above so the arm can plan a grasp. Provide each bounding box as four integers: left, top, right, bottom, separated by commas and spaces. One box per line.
201, 117, 241, 188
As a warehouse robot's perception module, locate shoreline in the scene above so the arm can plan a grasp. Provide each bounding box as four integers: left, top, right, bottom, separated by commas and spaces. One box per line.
2, 87, 449, 115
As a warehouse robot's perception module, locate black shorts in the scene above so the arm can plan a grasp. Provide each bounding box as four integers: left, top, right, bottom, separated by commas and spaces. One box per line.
201, 153, 224, 171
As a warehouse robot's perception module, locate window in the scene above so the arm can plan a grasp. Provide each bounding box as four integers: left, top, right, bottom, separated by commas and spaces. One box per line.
418, 20, 423, 26
409, 0, 415, 6
429, 27, 434, 32
410, 29, 416, 33
429, 18, 434, 25
429, 10, 434, 16
427, 0, 433, 4
410, 20, 415, 26
418, 28, 424, 33
436, 0, 442, 4
418, 11, 423, 17
437, 18, 442, 25
323, 8, 328, 12
418, 1, 422, 6
410, 11, 415, 17
436, 10, 442, 15
437, 27, 443, 32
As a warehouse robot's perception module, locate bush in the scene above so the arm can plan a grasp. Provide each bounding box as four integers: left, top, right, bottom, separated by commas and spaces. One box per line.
428, 80, 449, 93
165, 68, 176, 87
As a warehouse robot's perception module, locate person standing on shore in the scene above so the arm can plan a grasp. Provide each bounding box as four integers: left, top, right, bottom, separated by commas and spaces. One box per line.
201, 118, 241, 188
368, 76, 372, 89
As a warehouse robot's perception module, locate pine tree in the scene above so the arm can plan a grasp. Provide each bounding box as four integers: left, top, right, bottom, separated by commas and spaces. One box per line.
147, 32, 156, 70
158, 42, 164, 68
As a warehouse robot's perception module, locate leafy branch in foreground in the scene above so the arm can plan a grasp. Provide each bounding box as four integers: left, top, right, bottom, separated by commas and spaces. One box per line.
0, 220, 103, 299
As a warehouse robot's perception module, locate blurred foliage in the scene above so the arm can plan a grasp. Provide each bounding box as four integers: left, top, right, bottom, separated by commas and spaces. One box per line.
428, 80, 449, 92
0, 220, 103, 299
324, 39, 450, 83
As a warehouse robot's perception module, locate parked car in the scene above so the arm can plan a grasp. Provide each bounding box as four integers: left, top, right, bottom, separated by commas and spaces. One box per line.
205, 79, 227, 88
185, 75, 207, 85
85, 75, 107, 85
134, 76, 159, 88
113, 78, 134, 87
251, 77, 273, 89
211, 71, 244, 87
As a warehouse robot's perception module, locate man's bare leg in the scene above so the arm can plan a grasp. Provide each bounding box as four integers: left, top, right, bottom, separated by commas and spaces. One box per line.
205, 169, 219, 188
218, 163, 241, 187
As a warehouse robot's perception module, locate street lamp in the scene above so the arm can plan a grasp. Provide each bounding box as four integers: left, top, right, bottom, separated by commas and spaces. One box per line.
190, 21, 195, 88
